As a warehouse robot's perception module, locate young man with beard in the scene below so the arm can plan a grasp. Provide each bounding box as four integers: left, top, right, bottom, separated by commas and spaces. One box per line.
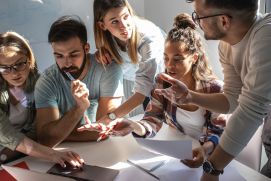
155, 0, 271, 180
34, 16, 123, 147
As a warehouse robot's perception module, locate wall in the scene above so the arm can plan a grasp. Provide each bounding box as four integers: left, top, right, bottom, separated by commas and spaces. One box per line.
143, 0, 222, 79
1, 0, 266, 78
0, 0, 143, 72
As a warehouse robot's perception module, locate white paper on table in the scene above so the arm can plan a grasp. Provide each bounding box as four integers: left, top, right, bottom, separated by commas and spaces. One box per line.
153, 159, 245, 181
115, 162, 158, 181
127, 148, 170, 171
2, 165, 75, 181
135, 137, 192, 160
117, 155, 245, 181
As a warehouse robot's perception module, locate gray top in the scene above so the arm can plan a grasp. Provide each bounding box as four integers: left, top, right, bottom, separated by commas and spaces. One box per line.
119, 17, 166, 97
35, 54, 123, 122
218, 14, 271, 156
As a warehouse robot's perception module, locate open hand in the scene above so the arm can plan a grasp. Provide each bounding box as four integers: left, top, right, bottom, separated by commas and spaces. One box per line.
110, 119, 135, 136
77, 118, 134, 138
50, 150, 84, 168
154, 73, 190, 106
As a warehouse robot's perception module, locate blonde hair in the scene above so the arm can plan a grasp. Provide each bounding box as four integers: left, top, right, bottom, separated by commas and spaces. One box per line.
166, 13, 216, 81
93, 0, 138, 64
0, 31, 39, 92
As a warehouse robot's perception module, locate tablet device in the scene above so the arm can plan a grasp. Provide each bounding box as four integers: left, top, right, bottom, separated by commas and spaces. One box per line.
47, 163, 119, 181
2, 165, 75, 181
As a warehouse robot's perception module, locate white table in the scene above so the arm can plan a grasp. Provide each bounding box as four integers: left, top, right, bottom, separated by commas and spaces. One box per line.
4, 123, 271, 181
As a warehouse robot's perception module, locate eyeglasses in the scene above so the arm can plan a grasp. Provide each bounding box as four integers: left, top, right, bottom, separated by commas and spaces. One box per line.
0, 59, 28, 75
192, 11, 232, 26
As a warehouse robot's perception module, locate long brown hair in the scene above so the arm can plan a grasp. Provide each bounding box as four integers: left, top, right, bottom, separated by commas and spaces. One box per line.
166, 13, 216, 81
93, 0, 138, 64
0, 31, 39, 93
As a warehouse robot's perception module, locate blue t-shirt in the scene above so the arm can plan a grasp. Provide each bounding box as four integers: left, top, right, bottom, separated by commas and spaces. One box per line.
34, 54, 123, 122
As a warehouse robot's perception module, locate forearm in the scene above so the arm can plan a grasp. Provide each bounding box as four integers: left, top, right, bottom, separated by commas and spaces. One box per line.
114, 92, 145, 118
206, 145, 233, 170
202, 141, 215, 156
190, 92, 229, 114
96, 97, 122, 121
66, 129, 99, 141
16, 136, 55, 161
38, 106, 85, 147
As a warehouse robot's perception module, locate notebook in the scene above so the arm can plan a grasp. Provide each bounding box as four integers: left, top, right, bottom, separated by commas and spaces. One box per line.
47, 163, 119, 181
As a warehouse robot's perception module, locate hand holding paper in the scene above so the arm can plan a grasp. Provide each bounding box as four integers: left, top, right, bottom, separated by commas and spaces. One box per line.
181, 147, 205, 168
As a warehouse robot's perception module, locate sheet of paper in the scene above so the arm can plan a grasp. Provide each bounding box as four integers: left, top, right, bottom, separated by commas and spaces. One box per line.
2, 165, 75, 181
135, 138, 192, 160
127, 149, 169, 171
153, 159, 245, 181
115, 162, 158, 181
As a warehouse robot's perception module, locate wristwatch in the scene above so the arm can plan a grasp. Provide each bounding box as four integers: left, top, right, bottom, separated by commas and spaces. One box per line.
202, 160, 224, 176
107, 112, 117, 120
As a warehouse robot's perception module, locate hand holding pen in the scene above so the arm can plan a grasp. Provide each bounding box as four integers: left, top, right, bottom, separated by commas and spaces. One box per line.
96, 126, 111, 142
66, 72, 90, 125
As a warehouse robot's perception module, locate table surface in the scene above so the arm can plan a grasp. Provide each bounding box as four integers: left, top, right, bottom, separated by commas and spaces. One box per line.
4, 115, 271, 181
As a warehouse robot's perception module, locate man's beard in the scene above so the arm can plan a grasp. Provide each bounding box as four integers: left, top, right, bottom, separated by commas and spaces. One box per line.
204, 22, 226, 40
59, 53, 87, 80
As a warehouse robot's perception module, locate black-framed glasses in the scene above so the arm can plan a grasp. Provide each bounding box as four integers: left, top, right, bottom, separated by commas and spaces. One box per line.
0, 59, 28, 75
192, 11, 232, 26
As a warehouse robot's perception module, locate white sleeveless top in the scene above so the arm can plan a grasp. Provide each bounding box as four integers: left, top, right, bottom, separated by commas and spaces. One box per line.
176, 107, 205, 139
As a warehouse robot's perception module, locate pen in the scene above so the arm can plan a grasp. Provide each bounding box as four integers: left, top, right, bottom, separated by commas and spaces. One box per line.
127, 160, 160, 180
96, 126, 111, 142
149, 160, 167, 172
96, 134, 107, 142
65, 72, 75, 82
65, 72, 88, 126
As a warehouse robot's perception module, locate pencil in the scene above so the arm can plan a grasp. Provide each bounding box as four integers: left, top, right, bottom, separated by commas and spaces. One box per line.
127, 160, 160, 180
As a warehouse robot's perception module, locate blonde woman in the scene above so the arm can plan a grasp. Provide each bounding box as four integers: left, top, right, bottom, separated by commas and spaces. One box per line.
0, 31, 83, 167
93, 0, 165, 119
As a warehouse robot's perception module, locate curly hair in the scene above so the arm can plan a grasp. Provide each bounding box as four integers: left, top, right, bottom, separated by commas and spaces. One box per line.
166, 13, 216, 81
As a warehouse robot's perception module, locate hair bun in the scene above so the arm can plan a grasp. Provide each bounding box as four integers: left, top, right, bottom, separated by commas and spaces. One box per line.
174, 13, 196, 30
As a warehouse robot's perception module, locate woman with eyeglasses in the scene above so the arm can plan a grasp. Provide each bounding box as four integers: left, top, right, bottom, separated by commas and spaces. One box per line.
0, 31, 84, 167
93, 0, 165, 120
81, 13, 227, 168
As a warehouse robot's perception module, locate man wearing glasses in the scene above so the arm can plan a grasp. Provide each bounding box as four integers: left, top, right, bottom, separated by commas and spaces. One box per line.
157, 0, 271, 180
